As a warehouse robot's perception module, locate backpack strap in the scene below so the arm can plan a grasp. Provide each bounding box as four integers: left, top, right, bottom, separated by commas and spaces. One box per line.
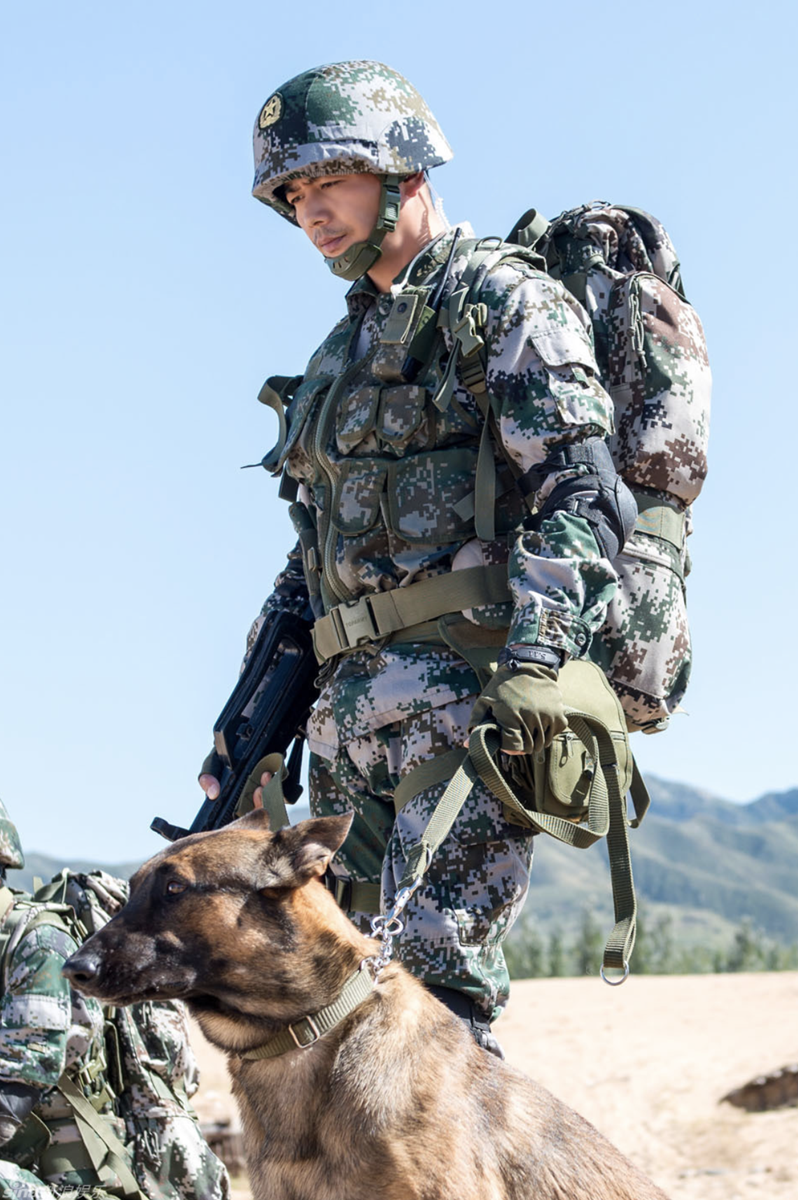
55, 1074, 146, 1200
432, 238, 548, 537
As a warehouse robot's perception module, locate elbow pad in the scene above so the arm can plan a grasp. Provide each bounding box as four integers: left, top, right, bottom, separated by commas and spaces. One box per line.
531, 438, 637, 561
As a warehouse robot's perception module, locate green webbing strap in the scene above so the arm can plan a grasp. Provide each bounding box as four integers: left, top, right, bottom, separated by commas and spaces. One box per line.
395, 717, 640, 974
235, 752, 290, 829
238, 963, 375, 1060
474, 410, 496, 542
346, 881, 382, 913
393, 747, 469, 815
325, 873, 382, 915
467, 721, 611, 848
312, 564, 511, 661
257, 378, 289, 471
632, 491, 687, 551
430, 240, 498, 413
629, 757, 651, 827
397, 751, 480, 889
56, 1074, 146, 1200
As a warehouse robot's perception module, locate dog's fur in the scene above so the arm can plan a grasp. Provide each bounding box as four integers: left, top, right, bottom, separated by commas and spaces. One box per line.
64, 811, 669, 1200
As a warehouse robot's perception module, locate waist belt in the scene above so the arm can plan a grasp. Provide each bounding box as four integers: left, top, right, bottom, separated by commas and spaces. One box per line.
632, 491, 686, 550
313, 565, 512, 662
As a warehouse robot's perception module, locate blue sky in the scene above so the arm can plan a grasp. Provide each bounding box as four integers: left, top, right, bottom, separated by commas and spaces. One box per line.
2, 0, 794, 862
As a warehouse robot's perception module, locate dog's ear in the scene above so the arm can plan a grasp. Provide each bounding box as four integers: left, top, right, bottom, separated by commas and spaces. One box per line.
255, 814, 354, 890
233, 808, 273, 831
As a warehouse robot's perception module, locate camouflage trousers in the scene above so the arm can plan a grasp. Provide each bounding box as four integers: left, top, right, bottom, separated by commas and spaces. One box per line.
0, 1162, 114, 1199
127, 1115, 230, 1200
310, 695, 535, 1021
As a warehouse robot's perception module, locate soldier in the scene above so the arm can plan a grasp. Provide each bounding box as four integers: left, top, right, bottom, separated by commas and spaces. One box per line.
200, 60, 638, 1054
0, 801, 230, 1200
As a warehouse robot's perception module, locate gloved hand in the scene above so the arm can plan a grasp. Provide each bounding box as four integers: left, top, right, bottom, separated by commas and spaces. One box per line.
0, 1082, 41, 1145
469, 662, 567, 754
198, 748, 224, 802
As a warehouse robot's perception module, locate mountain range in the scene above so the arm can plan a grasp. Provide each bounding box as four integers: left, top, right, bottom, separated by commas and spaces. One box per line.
8, 776, 798, 949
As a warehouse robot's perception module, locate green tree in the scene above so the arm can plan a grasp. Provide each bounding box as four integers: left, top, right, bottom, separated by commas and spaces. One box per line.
505, 925, 546, 979
575, 907, 603, 976
650, 913, 676, 974
547, 927, 566, 977
724, 918, 767, 973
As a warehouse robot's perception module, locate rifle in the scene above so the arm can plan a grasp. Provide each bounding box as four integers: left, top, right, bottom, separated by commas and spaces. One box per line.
151, 609, 320, 842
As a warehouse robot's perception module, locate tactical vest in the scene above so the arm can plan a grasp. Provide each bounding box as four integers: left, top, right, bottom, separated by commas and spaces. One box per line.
261, 210, 709, 732
0, 873, 216, 1200
259, 236, 537, 669
0, 881, 144, 1199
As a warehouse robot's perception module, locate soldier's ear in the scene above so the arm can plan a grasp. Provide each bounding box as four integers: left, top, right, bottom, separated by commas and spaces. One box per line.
255, 814, 354, 890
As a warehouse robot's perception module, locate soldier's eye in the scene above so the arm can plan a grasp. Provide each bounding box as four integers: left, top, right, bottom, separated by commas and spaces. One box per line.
166, 880, 188, 896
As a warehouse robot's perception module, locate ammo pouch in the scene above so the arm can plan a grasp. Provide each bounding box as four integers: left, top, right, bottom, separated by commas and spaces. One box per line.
396, 660, 650, 977
479, 659, 638, 838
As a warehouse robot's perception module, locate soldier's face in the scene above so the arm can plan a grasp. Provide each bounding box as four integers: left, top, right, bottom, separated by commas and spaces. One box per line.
284, 173, 382, 259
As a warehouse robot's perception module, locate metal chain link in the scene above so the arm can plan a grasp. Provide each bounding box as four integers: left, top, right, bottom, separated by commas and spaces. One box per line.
364, 883, 421, 980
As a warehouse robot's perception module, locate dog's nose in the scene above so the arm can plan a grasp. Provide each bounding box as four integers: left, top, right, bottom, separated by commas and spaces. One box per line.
62, 948, 103, 986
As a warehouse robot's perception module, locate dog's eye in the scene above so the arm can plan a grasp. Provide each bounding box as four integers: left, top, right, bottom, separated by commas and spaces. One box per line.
165, 880, 188, 896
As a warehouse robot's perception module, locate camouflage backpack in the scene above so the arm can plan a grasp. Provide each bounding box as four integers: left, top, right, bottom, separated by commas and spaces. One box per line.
0, 872, 229, 1200
445, 203, 711, 732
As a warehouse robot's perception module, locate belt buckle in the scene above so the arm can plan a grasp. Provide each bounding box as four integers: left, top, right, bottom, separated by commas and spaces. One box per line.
288, 1014, 322, 1049
331, 595, 379, 650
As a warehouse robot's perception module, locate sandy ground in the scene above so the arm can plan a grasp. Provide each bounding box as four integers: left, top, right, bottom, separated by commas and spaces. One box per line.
189, 971, 798, 1199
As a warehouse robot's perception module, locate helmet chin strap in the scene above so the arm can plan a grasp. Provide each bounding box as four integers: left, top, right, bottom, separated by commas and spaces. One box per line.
326, 175, 402, 282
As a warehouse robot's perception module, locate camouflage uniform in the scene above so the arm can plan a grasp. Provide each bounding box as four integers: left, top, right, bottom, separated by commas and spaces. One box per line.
112, 1000, 228, 1200
241, 62, 628, 1018
0, 853, 229, 1200
536, 204, 710, 731
0, 885, 124, 1198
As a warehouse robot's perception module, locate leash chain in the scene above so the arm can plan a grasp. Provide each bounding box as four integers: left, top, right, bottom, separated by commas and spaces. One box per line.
365, 883, 421, 980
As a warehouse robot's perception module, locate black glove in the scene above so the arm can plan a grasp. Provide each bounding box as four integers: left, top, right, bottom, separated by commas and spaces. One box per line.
469, 662, 567, 754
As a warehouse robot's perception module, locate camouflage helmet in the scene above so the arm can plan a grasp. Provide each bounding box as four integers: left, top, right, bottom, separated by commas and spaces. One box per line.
0, 799, 24, 870
252, 60, 452, 280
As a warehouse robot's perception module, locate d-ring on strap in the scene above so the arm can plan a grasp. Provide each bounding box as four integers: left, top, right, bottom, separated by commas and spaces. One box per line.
394, 718, 644, 977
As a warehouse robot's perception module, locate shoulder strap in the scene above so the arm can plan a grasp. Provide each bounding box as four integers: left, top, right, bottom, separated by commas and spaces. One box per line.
57, 1073, 146, 1200
433, 238, 546, 536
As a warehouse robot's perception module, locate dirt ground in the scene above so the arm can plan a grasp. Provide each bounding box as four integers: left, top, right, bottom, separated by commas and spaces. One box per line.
189, 971, 798, 1200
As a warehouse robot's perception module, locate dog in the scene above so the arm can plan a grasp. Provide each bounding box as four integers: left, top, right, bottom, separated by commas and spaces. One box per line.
63, 810, 669, 1200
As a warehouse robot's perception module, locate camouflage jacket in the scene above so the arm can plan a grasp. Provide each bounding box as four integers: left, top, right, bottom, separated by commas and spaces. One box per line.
252, 226, 620, 756
0, 878, 229, 1200
0, 889, 125, 1188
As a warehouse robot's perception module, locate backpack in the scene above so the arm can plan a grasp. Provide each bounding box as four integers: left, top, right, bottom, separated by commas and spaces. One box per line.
445, 203, 711, 733
0, 873, 229, 1200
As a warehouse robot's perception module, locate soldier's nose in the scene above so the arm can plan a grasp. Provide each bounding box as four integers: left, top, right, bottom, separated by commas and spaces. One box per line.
62, 947, 102, 986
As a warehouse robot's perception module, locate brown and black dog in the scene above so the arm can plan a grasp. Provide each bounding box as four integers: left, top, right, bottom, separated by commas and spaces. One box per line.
64, 810, 669, 1200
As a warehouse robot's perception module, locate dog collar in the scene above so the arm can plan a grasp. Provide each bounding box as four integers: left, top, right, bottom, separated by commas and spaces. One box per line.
237, 962, 376, 1061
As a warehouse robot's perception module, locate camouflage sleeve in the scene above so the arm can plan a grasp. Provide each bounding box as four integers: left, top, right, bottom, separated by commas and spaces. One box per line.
482, 263, 620, 659
239, 538, 310, 672
0, 925, 78, 1091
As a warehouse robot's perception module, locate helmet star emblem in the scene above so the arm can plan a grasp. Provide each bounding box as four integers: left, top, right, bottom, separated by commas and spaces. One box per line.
259, 95, 283, 130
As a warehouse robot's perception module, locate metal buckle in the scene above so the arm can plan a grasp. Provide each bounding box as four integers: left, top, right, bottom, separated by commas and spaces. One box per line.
330, 595, 380, 650
334, 876, 353, 912
288, 1014, 322, 1049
